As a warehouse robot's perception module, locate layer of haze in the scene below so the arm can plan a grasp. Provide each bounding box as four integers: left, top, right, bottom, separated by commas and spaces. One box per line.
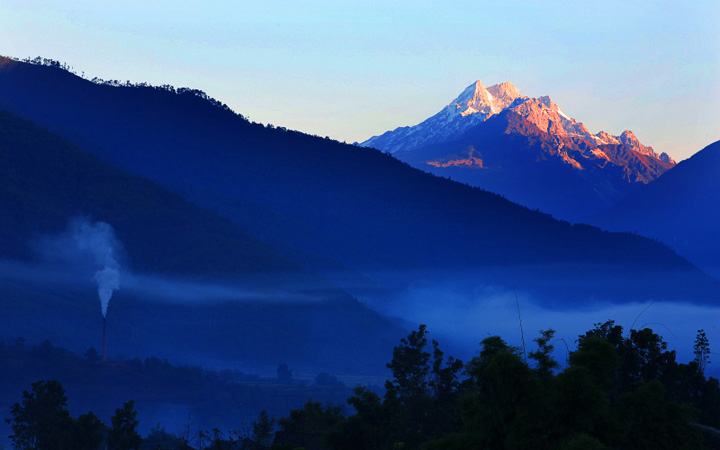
1, 0, 718, 161
381, 278, 720, 378
5, 255, 719, 377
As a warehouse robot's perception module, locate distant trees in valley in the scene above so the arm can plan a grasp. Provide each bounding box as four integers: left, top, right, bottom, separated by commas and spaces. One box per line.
0, 339, 352, 450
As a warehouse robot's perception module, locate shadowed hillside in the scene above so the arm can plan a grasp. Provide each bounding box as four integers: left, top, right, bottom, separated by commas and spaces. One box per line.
592, 140, 720, 278
0, 110, 406, 375
0, 56, 718, 306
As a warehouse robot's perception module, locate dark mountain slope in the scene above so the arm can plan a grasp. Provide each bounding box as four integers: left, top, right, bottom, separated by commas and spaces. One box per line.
0, 57, 717, 304
0, 110, 406, 374
0, 272, 402, 375
0, 110, 296, 276
592, 140, 720, 278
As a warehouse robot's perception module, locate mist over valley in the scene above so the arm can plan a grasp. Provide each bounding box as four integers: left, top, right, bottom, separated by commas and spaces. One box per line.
0, 54, 719, 449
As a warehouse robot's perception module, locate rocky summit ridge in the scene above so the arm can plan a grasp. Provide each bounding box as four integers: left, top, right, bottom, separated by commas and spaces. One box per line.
362, 80, 524, 154
360, 80, 677, 219
501, 94, 675, 181
453, 80, 523, 118
362, 79, 675, 182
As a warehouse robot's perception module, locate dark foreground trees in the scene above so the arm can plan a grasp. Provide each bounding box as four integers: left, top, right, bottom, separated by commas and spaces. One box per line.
108, 400, 142, 450
6, 380, 140, 450
277, 323, 720, 450
6, 380, 75, 450
7, 323, 719, 450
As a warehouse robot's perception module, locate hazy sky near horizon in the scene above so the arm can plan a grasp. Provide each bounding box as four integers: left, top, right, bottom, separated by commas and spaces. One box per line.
1, 0, 718, 160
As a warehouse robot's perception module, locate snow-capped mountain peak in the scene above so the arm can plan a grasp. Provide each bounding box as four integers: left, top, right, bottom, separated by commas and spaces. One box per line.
360, 78, 678, 221
362, 80, 524, 154
362, 79, 675, 174
451, 80, 523, 118
487, 82, 521, 103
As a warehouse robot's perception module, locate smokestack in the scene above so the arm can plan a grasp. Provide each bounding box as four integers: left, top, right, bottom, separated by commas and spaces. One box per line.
102, 317, 107, 362
40, 219, 121, 363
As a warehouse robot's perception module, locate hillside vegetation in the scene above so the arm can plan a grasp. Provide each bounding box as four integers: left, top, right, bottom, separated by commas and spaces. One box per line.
0, 57, 717, 305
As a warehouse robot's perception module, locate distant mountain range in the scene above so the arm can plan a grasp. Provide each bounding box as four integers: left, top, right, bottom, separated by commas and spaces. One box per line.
591, 140, 720, 279
0, 56, 717, 328
362, 80, 675, 220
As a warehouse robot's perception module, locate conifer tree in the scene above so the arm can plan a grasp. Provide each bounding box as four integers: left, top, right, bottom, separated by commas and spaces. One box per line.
108, 400, 142, 450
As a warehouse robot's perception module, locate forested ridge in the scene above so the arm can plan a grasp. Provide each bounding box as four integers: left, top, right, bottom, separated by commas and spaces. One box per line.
5, 322, 720, 450
2, 55, 719, 305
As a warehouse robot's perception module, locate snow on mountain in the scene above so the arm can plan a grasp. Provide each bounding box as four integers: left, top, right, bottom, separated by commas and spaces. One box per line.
360, 80, 677, 219
362, 80, 673, 178
361, 80, 524, 154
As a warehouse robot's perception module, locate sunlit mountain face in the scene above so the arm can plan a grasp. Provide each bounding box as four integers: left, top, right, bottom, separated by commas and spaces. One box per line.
362, 80, 675, 221
363, 80, 526, 154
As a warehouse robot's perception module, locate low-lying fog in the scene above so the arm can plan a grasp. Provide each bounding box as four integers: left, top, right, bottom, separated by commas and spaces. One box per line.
376, 276, 720, 377
2, 215, 719, 380
4, 254, 720, 377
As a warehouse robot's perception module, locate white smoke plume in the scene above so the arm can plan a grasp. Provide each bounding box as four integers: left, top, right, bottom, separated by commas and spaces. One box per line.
95, 266, 120, 317
36, 218, 122, 317
70, 220, 121, 317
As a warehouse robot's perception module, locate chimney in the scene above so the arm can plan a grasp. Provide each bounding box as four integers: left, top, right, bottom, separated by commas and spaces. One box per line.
102, 317, 107, 362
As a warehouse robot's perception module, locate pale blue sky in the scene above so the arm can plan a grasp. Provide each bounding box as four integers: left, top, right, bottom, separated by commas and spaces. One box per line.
1, 0, 718, 160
